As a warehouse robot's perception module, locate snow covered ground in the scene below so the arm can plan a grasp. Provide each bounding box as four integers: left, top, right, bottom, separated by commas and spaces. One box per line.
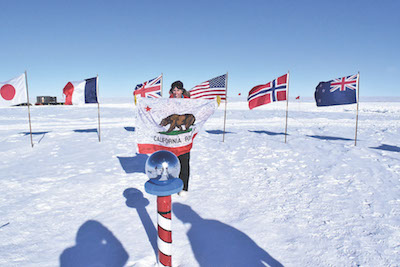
1, 98, 399, 266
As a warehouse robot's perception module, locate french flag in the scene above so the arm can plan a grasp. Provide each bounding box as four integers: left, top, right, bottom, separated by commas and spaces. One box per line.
63, 77, 98, 105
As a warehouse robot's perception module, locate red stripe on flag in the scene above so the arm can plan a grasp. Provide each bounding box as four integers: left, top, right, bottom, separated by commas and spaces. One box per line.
195, 97, 226, 100
134, 85, 161, 97
63, 82, 74, 105
191, 94, 226, 99
248, 82, 271, 96
190, 89, 226, 96
138, 143, 193, 157
190, 85, 209, 90
277, 74, 287, 85
138, 134, 197, 156
276, 90, 287, 101
249, 94, 271, 110
190, 82, 209, 91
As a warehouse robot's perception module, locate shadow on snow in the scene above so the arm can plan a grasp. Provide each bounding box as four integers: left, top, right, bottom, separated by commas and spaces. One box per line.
206, 130, 235, 135
370, 144, 400, 152
73, 129, 98, 133
117, 154, 149, 174
124, 127, 135, 132
249, 130, 288, 136
20, 131, 50, 143
123, 188, 158, 258
20, 131, 50, 135
173, 203, 283, 267
59, 220, 129, 267
306, 135, 353, 141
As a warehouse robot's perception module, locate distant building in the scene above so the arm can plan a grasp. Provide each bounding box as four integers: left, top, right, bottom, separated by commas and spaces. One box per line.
36, 96, 59, 105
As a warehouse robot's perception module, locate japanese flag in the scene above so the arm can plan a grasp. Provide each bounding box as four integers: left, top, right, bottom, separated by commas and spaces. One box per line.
0, 74, 27, 107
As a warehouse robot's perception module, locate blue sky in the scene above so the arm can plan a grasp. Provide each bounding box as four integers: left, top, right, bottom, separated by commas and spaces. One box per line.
1, 0, 399, 99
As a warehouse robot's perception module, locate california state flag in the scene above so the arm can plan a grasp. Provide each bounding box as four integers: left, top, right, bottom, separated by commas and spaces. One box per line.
136, 98, 217, 156
0, 74, 27, 107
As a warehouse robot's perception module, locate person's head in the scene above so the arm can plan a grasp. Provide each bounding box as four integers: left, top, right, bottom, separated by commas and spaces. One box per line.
170, 81, 185, 98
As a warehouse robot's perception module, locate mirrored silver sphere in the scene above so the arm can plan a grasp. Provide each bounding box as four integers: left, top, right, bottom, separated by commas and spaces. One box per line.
145, 150, 181, 181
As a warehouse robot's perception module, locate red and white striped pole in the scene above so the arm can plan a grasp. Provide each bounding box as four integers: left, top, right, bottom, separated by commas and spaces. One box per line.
157, 195, 172, 266
144, 150, 183, 267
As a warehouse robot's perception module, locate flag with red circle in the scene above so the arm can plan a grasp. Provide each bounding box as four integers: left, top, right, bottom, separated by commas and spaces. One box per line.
0, 74, 27, 107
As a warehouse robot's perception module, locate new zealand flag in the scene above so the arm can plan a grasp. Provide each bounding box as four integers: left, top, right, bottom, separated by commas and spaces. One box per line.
315, 74, 358, 106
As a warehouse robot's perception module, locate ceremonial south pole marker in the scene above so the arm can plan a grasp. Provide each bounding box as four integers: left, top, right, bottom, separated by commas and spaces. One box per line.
144, 150, 183, 267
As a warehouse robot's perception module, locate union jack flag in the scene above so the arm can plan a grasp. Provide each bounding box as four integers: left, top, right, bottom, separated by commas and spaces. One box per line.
329, 74, 358, 92
134, 74, 162, 98
315, 73, 359, 107
190, 74, 227, 101
247, 73, 288, 110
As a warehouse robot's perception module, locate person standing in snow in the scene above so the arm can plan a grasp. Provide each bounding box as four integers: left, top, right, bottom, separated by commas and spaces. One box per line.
169, 81, 191, 196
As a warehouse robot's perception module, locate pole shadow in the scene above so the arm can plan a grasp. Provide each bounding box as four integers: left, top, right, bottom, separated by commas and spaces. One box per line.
173, 203, 283, 267
306, 135, 353, 141
206, 130, 235, 135
59, 220, 129, 267
20, 131, 50, 135
19, 131, 50, 143
249, 130, 288, 136
123, 188, 158, 258
124, 127, 136, 132
0, 222, 10, 229
370, 144, 400, 152
117, 154, 149, 174
73, 129, 98, 133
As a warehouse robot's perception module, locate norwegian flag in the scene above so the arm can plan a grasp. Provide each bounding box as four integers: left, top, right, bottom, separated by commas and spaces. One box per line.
315, 74, 358, 106
190, 74, 227, 101
134, 75, 162, 98
247, 73, 288, 110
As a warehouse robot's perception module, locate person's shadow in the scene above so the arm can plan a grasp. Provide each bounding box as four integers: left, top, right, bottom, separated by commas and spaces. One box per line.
173, 203, 283, 267
60, 220, 129, 267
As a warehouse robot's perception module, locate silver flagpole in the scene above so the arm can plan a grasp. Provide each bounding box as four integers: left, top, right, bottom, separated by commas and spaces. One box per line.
222, 72, 228, 142
97, 74, 101, 142
25, 70, 33, 147
284, 71, 290, 143
354, 72, 360, 146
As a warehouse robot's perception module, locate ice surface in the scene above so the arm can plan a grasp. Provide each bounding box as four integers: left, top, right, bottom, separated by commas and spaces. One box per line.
0, 98, 399, 266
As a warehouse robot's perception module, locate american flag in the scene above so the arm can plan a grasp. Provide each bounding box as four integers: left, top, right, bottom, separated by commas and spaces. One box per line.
329, 74, 358, 92
134, 75, 162, 98
247, 73, 288, 110
190, 74, 227, 101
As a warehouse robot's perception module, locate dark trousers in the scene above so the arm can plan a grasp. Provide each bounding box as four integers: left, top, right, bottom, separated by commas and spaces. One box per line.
178, 152, 190, 191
